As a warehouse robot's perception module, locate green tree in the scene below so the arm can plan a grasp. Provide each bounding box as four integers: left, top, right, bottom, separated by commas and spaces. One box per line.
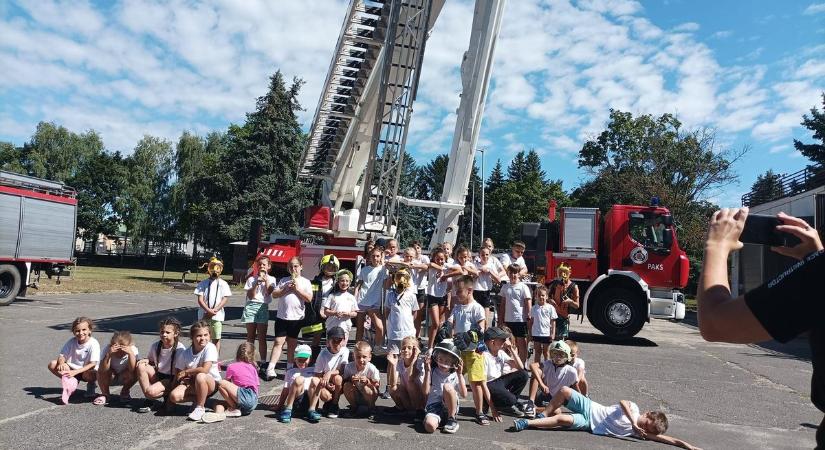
22, 122, 102, 182
0, 142, 25, 173
395, 151, 427, 247
748, 170, 784, 205
794, 92, 825, 166
69, 151, 128, 240
573, 109, 743, 293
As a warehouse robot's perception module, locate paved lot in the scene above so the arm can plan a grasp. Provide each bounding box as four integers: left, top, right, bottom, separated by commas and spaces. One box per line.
0, 292, 820, 449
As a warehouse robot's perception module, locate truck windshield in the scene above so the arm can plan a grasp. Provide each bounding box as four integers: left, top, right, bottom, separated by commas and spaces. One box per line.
629, 212, 670, 254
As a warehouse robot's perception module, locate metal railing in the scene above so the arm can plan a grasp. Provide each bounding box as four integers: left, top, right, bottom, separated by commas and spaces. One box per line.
741, 164, 825, 207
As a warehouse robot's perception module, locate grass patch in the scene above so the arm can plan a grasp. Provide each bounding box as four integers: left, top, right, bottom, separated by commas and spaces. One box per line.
32, 266, 232, 295
685, 297, 697, 312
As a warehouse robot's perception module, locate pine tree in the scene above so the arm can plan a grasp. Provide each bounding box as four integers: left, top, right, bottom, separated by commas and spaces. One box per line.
794, 93, 825, 166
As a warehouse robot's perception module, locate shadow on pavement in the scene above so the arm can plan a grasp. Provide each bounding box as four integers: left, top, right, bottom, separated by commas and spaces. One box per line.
568, 331, 657, 347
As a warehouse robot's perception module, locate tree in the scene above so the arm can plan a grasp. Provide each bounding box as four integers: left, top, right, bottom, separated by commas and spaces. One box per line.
21, 122, 102, 182
573, 109, 744, 293
395, 152, 427, 247
0, 142, 25, 173
748, 170, 783, 205
794, 92, 825, 166
70, 151, 128, 240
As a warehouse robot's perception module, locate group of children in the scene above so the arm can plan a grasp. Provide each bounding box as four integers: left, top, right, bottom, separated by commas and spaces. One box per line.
44, 240, 698, 449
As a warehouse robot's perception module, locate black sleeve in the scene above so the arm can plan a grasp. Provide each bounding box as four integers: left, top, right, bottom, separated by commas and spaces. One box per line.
744, 250, 825, 343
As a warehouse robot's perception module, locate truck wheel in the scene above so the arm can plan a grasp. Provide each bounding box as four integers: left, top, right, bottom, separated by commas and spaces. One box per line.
589, 287, 645, 338
0, 264, 22, 306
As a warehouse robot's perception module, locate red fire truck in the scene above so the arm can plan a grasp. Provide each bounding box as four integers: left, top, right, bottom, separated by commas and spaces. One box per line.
0, 170, 77, 305
522, 200, 689, 337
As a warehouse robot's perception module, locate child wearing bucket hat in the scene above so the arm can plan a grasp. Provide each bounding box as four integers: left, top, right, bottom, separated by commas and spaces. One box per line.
422, 339, 467, 434
524, 340, 578, 418
274, 344, 315, 423
306, 326, 350, 422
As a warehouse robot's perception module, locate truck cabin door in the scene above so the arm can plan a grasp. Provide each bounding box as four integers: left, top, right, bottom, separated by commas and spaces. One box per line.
624, 210, 677, 287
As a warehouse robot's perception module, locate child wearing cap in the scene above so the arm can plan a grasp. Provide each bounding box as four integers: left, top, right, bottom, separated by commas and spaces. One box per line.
512, 386, 700, 449
423, 339, 467, 434
482, 327, 531, 417
524, 340, 578, 418
275, 344, 315, 423
342, 341, 381, 417
306, 326, 350, 421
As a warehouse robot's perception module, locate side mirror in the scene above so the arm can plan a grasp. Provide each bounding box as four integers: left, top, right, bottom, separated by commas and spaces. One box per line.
662, 214, 673, 226
663, 228, 673, 248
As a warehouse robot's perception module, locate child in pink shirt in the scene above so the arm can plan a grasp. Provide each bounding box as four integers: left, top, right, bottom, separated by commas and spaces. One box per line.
201, 343, 260, 423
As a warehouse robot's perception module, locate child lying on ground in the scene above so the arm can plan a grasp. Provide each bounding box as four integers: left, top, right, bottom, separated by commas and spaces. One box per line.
512, 386, 701, 449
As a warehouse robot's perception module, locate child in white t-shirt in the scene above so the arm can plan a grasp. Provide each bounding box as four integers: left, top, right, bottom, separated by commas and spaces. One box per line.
342, 341, 381, 416
499, 264, 532, 363
529, 285, 557, 364
424, 247, 450, 349
423, 339, 467, 434
136, 317, 185, 413
275, 345, 315, 423
48, 316, 101, 404
323, 269, 358, 342
306, 326, 350, 422
499, 241, 527, 278
525, 340, 578, 418
386, 335, 425, 415
512, 387, 699, 450
265, 256, 313, 380
567, 340, 588, 396
194, 257, 232, 356
384, 270, 420, 352
94, 330, 139, 406
408, 243, 431, 337
169, 321, 222, 422
242, 255, 274, 364
355, 247, 387, 345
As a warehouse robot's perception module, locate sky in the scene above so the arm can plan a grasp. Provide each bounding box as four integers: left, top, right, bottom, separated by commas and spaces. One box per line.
1, 0, 823, 207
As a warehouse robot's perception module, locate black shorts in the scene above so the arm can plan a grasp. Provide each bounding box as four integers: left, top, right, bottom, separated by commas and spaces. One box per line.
157, 372, 172, 381
425, 294, 447, 308
293, 392, 310, 415
473, 290, 492, 308
505, 321, 528, 338
532, 335, 552, 344
273, 318, 303, 339
417, 289, 426, 305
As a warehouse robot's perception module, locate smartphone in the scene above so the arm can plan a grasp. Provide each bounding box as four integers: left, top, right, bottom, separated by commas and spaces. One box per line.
740, 214, 800, 247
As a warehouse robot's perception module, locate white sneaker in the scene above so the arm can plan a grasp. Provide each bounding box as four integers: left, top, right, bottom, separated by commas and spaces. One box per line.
201, 412, 225, 423
265, 367, 277, 380
188, 406, 206, 421
224, 409, 242, 418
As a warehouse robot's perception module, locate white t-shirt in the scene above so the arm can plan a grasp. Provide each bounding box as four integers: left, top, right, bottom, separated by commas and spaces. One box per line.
276, 276, 312, 320
324, 291, 358, 334
384, 287, 419, 341
148, 341, 186, 375
317, 277, 335, 303
397, 355, 426, 386
413, 255, 430, 290
590, 400, 640, 437
425, 265, 450, 297
531, 303, 558, 337
356, 265, 387, 309
59, 337, 101, 370
501, 282, 532, 322
449, 300, 485, 333
499, 253, 526, 270
342, 361, 380, 382
473, 258, 498, 291
426, 367, 460, 406
313, 347, 350, 374
243, 274, 273, 304
175, 342, 221, 382
101, 344, 140, 374
572, 357, 586, 374
483, 349, 515, 382
194, 278, 232, 322
540, 361, 578, 396
284, 366, 314, 391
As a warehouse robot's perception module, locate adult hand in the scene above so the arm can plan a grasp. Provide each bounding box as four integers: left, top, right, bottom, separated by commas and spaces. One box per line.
705, 208, 748, 253
772, 212, 824, 260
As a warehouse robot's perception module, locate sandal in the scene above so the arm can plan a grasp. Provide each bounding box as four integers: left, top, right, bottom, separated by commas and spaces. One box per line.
476, 413, 490, 426
93, 395, 107, 406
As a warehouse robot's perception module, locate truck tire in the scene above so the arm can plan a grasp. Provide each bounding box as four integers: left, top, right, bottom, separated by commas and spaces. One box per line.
589, 287, 646, 338
0, 264, 22, 306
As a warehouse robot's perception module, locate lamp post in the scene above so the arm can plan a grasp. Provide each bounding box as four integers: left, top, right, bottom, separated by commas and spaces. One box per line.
478, 148, 485, 251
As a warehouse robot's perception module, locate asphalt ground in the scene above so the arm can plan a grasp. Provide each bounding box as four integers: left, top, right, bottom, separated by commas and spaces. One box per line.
0, 292, 820, 449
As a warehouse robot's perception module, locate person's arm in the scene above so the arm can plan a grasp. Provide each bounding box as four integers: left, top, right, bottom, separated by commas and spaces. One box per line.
550, 319, 556, 342
245, 277, 258, 300
295, 280, 313, 303
463, 263, 479, 277
697, 209, 823, 343
530, 362, 548, 392
504, 340, 524, 371
123, 345, 138, 372
196, 293, 211, 314
422, 355, 431, 398
456, 360, 468, 398
69, 361, 97, 377
565, 285, 580, 310
99, 346, 113, 373
645, 433, 702, 450
386, 353, 399, 388
524, 289, 532, 322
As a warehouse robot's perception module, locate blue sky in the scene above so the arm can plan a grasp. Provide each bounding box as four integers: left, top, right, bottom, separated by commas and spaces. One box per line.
1, 0, 823, 207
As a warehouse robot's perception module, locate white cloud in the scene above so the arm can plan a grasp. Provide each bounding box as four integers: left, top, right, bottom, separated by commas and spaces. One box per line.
711, 30, 733, 39
768, 145, 788, 154
673, 22, 700, 32
803, 3, 825, 14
